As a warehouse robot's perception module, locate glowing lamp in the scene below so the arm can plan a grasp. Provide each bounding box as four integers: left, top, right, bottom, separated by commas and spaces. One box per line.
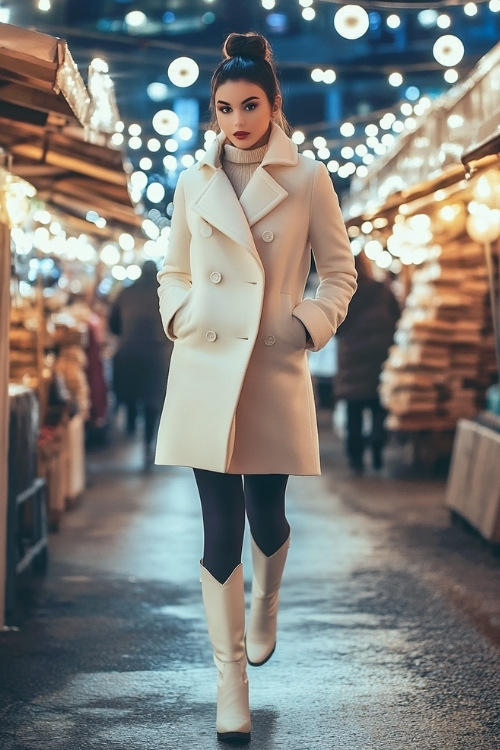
333, 4, 369, 40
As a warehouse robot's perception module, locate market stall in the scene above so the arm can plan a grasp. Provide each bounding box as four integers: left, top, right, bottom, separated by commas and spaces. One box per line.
0, 23, 138, 625
445, 130, 500, 543
343, 42, 500, 536
0, 23, 89, 626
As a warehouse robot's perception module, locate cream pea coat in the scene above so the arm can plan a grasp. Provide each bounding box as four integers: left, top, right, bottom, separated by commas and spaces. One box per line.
155, 123, 356, 475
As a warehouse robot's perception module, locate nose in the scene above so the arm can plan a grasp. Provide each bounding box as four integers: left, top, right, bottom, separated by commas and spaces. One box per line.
233, 109, 245, 128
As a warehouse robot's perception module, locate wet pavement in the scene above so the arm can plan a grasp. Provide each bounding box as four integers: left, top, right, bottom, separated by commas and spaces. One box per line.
1, 411, 499, 750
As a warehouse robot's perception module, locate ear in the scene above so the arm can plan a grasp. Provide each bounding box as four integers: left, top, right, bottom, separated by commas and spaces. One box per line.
272, 95, 282, 117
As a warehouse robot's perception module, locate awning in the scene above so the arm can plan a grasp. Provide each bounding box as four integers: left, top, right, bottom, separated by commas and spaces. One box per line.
0, 23, 90, 126
461, 132, 500, 175
0, 116, 140, 229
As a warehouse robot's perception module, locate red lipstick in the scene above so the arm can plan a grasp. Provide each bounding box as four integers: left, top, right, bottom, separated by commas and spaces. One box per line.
233, 131, 250, 139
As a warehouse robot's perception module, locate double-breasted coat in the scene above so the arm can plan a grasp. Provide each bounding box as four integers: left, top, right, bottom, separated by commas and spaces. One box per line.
155, 123, 357, 475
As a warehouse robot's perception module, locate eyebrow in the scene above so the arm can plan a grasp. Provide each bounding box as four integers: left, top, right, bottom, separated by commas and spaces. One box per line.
216, 96, 261, 105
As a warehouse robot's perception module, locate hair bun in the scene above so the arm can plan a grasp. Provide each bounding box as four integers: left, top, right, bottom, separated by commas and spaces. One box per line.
223, 32, 271, 62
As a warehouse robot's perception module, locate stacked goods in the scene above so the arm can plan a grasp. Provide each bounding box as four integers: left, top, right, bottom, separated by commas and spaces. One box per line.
9, 323, 38, 384
52, 316, 90, 420
380, 237, 497, 431
8, 305, 54, 387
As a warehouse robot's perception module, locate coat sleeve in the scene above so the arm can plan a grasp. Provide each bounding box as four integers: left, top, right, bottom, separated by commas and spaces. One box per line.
292, 162, 357, 352
157, 170, 193, 340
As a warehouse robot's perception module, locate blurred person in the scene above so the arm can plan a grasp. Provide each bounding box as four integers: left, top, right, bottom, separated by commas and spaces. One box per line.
109, 260, 173, 470
154, 32, 356, 743
335, 252, 400, 474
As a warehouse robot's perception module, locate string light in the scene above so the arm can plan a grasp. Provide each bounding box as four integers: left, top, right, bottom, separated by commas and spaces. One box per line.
464, 2, 478, 16
115, 1, 493, 199
437, 14, 452, 28
125, 11, 147, 27
433, 35, 464, 66
388, 72, 403, 87
333, 4, 369, 40
387, 14, 401, 29
302, 8, 316, 20
167, 57, 199, 87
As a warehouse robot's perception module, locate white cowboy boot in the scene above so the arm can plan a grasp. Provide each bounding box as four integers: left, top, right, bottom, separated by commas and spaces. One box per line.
245, 534, 290, 667
200, 562, 251, 743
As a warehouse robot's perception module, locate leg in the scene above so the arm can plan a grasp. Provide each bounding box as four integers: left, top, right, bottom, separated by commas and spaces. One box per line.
346, 400, 365, 472
369, 397, 388, 470
143, 405, 159, 448
125, 400, 138, 435
194, 470, 250, 742
243, 473, 290, 556
143, 406, 160, 471
193, 469, 246, 584
243, 474, 291, 666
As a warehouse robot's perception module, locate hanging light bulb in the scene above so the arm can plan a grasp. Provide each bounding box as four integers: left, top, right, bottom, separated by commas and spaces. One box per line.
464, 2, 478, 16
433, 35, 465, 67
333, 4, 369, 40
474, 170, 500, 209
388, 72, 403, 87
167, 57, 199, 87
147, 82, 169, 102
152, 109, 179, 136
0, 168, 36, 227
125, 11, 147, 28
466, 211, 500, 243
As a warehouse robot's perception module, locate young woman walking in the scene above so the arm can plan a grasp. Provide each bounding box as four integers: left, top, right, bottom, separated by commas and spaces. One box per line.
155, 31, 357, 743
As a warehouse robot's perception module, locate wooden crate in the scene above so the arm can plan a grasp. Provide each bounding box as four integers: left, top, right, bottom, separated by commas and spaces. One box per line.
446, 418, 500, 542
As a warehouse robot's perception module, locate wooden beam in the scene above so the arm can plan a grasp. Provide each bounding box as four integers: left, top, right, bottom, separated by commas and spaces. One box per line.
0, 222, 10, 627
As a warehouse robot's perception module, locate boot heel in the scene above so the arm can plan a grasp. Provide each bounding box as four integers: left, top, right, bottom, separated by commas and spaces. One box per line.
217, 731, 251, 744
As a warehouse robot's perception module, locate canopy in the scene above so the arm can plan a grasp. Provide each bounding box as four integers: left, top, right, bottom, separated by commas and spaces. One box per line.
0, 23, 90, 126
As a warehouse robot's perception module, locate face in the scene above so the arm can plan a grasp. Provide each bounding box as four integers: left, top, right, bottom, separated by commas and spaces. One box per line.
215, 79, 278, 150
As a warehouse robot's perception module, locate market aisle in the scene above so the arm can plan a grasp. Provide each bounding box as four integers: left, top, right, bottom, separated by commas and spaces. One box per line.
1, 415, 499, 750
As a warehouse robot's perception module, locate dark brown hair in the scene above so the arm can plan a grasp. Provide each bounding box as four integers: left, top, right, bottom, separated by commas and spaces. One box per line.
209, 32, 290, 134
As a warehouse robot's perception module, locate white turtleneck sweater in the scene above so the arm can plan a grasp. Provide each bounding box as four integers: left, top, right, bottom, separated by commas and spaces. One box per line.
222, 143, 268, 199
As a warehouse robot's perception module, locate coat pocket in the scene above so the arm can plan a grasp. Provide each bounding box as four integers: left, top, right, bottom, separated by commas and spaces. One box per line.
171, 291, 194, 339
281, 293, 307, 350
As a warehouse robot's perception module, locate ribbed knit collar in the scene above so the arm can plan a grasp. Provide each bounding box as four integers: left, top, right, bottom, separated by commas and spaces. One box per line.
223, 143, 268, 165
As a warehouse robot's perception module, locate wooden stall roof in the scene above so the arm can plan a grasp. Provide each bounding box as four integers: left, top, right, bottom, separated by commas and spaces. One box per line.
0, 23, 90, 126
343, 41, 500, 224
461, 132, 500, 175
0, 116, 141, 229
0, 24, 140, 232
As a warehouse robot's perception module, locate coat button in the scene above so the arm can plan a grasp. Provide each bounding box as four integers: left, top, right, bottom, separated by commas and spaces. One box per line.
264, 334, 276, 346
210, 271, 222, 284
200, 223, 213, 237
205, 330, 217, 342
262, 230, 274, 243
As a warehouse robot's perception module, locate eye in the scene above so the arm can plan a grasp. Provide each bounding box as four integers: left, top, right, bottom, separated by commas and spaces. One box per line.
245, 103, 257, 111
217, 106, 231, 114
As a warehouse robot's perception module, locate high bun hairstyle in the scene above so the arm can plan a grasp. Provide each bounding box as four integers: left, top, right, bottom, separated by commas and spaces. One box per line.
209, 32, 290, 134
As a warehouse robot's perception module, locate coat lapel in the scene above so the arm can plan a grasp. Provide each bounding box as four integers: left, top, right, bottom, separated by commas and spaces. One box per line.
192, 123, 299, 249
240, 124, 298, 227
192, 169, 258, 255
239, 168, 288, 227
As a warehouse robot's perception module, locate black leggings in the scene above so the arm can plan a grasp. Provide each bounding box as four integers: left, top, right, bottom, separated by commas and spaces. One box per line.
193, 470, 290, 583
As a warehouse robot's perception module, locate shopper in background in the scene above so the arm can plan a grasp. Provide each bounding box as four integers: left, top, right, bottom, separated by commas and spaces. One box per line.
109, 260, 172, 471
154, 31, 356, 743
335, 252, 400, 474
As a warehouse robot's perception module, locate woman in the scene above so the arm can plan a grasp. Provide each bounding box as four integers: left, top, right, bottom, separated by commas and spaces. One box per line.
335, 253, 400, 474
155, 32, 356, 743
